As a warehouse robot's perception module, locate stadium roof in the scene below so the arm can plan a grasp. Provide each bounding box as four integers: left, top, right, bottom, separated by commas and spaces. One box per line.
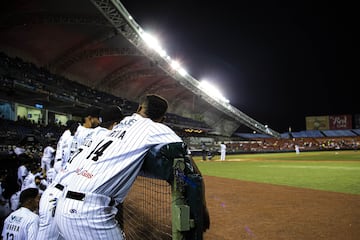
0, 0, 280, 137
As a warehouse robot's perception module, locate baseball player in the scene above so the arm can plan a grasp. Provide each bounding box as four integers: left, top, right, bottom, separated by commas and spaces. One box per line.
40, 143, 56, 176
69, 107, 101, 158
54, 94, 182, 240
1, 187, 40, 240
36, 105, 124, 240
42, 160, 58, 187
17, 163, 28, 189
220, 142, 226, 161
54, 120, 78, 170
9, 190, 21, 211
21, 164, 37, 192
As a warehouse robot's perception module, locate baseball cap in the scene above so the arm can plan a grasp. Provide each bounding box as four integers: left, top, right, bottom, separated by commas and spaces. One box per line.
83, 107, 101, 118
66, 119, 76, 127
99, 105, 124, 127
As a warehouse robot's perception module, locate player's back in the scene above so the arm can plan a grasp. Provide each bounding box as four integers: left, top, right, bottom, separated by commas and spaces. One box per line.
1, 207, 39, 240
62, 113, 182, 201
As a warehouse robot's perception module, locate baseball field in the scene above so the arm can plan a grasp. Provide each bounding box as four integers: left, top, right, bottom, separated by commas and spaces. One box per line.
194, 150, 360, 240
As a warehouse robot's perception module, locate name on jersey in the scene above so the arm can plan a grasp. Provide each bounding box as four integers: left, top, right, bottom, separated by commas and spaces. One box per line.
7, 223, 20, 232
107, 130, 126, 140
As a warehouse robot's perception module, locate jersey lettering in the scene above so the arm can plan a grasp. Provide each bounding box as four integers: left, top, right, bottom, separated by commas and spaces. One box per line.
68, 148, 83, 163
86, 140, 113, 161
108, 130, 126, 139
6, 232, 14, 240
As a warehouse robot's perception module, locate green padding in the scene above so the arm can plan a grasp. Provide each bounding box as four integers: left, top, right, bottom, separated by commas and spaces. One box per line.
141, 142, 187, 181
174, 205, 190, 231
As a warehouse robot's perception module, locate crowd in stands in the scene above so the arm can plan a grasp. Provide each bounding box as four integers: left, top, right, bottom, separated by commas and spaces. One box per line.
188, 134, 360, 156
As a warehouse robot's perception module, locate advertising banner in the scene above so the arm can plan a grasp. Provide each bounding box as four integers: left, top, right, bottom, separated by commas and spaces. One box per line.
305, 116, 329, 130
355, 114, 360, 129
329, 115, 352, 129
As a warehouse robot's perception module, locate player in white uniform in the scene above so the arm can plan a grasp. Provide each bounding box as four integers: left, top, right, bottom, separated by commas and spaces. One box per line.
36, 105, 123, 240
40, 160, 58, 189
54, 120, 78, 170
21, 169, 36, 192
69, 107, 101, 159
1, 188, 40, 240
10, 190, 21, 211
220, 142, 226, 160
41, 144, 56, 176
17, 164, 28, 189
54, 94, 182, 240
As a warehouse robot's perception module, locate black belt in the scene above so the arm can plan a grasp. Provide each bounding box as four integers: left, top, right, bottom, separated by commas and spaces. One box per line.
66, 191, 85, 201
65, 191, 115, 205
55, 184, 64, 191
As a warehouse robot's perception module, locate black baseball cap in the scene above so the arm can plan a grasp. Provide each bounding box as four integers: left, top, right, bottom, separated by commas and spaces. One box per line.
83, 107, 101, 118
66, 120, 76, 127
99, 105, 124, 127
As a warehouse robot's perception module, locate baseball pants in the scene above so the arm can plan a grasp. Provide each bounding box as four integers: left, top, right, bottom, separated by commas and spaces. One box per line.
55, 189, 124, 240
37, 183, 65, 240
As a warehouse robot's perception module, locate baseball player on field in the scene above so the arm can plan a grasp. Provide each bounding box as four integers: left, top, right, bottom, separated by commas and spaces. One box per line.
54, 94, 182, 240
1, 188, 40, 240
36, 105, 124, 240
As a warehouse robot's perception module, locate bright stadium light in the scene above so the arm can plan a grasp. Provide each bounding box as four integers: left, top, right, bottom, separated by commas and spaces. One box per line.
199, 80, 230, 103
178, 67, 188, 76
170, 60, 180, 70
140, 31, 167, 57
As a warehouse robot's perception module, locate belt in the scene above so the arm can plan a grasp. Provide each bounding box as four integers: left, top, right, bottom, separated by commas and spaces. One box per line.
65, 191, 115, 205
66, 191, 85, 201
55, 184, 64, 191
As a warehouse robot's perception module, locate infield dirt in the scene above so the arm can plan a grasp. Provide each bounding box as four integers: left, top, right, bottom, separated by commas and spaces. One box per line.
203, 175, 360, 240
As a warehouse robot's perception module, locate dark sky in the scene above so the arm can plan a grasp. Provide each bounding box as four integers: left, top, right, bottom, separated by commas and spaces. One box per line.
121, 1, 358, 133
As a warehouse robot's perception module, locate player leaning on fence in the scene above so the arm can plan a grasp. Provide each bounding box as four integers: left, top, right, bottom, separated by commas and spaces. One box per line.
53, 94, 185, 239
36, 105, 124, 240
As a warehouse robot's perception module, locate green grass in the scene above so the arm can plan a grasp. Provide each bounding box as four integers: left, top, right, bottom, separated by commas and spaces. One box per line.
193, 150, 360, 195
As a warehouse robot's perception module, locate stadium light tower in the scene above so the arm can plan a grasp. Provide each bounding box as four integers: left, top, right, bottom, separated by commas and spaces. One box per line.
89, 0, 281, 138
199, 80, 230, 103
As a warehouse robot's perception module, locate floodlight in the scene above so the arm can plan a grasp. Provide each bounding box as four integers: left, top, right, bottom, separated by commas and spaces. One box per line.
199, 80, 229, 103
140, 32, 167, 57
170, 60, 180, 70
178, 67, 188, 76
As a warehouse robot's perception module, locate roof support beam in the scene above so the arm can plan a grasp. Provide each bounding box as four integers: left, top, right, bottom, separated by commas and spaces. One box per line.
89, 0, 281, 137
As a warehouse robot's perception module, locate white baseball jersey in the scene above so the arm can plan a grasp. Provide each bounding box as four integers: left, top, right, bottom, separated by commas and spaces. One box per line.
41, 146, 55, 173
70, 125, 92, 158
53, 126, 110, 184
54, 129, 71, 161
220, 143, 226, 160
62, 113, 182, 202
21, 172, 36, 191
45, 168, 57, 185
36, 126, 109, 240
1, 207, 39, 240
55, 129, 75, 171
17, 165, 28, 187
55, 113, 182, 240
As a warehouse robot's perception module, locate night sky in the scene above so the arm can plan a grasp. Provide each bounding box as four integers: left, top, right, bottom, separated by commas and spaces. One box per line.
121, 1, 358, 133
